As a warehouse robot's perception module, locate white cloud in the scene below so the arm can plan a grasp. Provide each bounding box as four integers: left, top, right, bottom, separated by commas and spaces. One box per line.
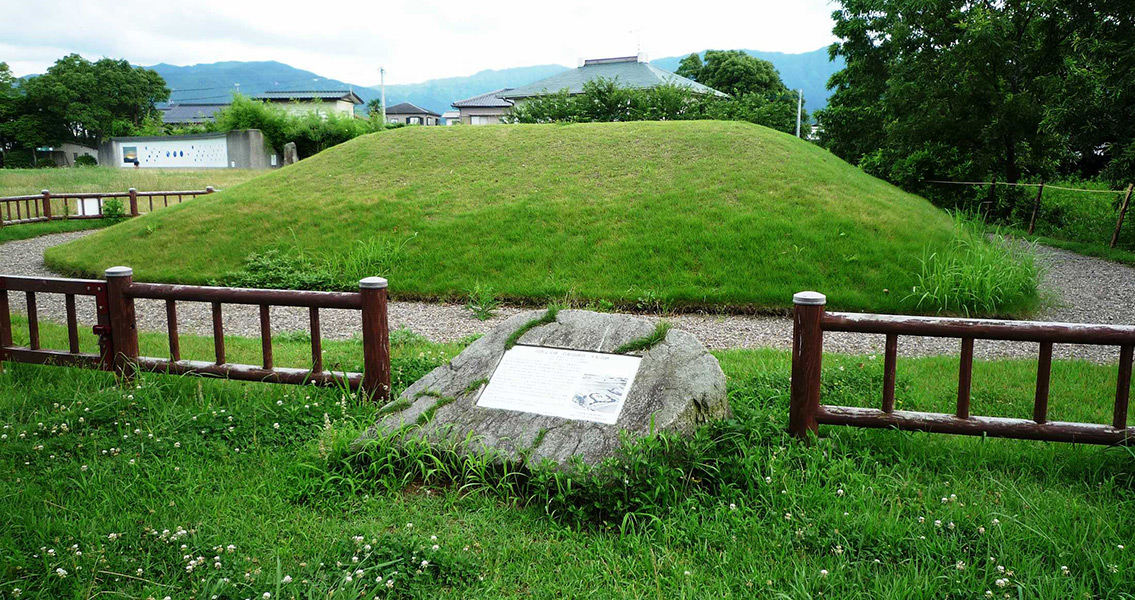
1, 0, 838, 85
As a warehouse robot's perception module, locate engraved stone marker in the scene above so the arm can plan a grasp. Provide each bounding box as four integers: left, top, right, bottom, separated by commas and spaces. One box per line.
357, 310, 730, 467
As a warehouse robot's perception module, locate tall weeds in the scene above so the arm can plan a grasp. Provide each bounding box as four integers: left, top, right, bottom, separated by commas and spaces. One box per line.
907, 213, 1043, 316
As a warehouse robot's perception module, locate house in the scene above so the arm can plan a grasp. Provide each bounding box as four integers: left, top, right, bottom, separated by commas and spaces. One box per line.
40, 142, 99, 167
385, 102, 441, 125
501, 55, 726, 102
160, 103, 229, 126
441, 110, 461, 125
252, 90, 363, 117
450, 88, 514, 125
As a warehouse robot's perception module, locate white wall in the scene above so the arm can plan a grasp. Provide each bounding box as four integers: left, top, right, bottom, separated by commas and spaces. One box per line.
116, 137, 228, 168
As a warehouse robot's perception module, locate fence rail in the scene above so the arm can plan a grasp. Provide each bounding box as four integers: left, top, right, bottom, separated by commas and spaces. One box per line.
0, 269, 391, 399
788, 291, 1134, 446
0, 187, 215, 226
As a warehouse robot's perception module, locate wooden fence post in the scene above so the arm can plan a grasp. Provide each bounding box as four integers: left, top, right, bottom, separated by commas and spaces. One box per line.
359, 277, 391, 400
789, 291, 826, 440
41, 189, 52, 221
0, 285, 11, 371
1027, 182, 1044, 235
128, 188, 139, 217
105, 266, 139, 381
1110, 183, 1135, 249
205, 186, 215, 194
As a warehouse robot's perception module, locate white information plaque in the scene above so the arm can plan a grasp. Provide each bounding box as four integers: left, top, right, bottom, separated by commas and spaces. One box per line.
476, 345, 642, 424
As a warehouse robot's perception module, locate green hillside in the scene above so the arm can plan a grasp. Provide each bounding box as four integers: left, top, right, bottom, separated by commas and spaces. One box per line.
47, 121, 964, 313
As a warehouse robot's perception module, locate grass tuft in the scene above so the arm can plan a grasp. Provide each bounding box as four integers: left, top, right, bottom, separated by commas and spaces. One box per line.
907, 213, 1043, 316
614, 321, 672, 354
504, 306, 560, 350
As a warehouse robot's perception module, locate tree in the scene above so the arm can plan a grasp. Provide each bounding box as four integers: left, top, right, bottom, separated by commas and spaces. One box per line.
675, 53, 703, 81
17, 54, 169, 148
0, 63, 19, 164
366, 98, 382, 116
818, 0, 1135, 202
695, 50, 790, 98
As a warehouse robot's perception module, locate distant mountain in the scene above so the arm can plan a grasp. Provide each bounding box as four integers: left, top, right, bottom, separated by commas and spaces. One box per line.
148, 48, 842, 118
651, 48, 843, 110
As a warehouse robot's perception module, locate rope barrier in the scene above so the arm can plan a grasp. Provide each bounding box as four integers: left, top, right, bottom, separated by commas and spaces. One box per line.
923, 180, 1124, 194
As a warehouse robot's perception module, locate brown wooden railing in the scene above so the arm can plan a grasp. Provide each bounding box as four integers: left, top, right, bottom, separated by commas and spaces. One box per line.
0, 187, 215, 226
789, 291, 1135, 445
0, 268, 390, 399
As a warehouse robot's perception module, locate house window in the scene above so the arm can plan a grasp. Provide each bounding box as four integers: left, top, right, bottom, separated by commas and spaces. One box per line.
470, 116, 498, 125
409, 116, 422, 125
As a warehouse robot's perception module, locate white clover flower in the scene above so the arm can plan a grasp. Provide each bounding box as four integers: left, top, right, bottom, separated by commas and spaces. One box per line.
836, 489, 844, 496
784, 513, 792, 520
934, 520, 942, 528
386, 579, 395, 588
995, 578, 1009, 588
819, 569, 828, 577
432, 544, 439, 551
421, 560, 429, 568
56, 567, 68, 578
273, 423, 280, 430
1060, 566, 1069, 576
263, 593, 271, 599
729, 503, 737, 511
991, 518, 1000, 526
764, 476, 772, 484
978, 526, 986, 534
918, 516, 924, 524
430, 535, 438, 541
955, 561, 965, 571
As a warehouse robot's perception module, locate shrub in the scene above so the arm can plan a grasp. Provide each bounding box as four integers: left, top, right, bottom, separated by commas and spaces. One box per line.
101, 198, 127, 220
74, 154, 97, 167
221, 249, 337, 290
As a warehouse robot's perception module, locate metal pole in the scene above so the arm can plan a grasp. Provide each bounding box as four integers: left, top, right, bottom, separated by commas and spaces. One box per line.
379, 67, 386, 127
796, 89, 803, 138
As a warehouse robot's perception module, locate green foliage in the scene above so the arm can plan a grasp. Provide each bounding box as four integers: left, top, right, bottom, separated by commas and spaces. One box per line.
220, 249, 337, 290
73, 154, 97, 167
613, 321, 671, 354
464, 282, 500, 321
820, 0, 1135, 204
100, 197, 127, 220
505, 54, 807, 135
907, 214, 1042, 316
3, 54, 168, 150
210, 94, 382, 159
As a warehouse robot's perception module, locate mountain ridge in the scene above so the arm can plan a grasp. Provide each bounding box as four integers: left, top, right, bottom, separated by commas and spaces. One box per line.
148, 48, 843, 117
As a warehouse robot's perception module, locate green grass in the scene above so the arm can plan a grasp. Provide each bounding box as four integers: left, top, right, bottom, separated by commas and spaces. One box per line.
2, 321, 1133, 598
0, 218, 113, 243
0, 168, 263, 197
43, 121, 1028, 315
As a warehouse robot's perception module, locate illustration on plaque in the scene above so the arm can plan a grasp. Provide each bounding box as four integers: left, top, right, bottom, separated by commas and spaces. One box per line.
572, 374, 631, 415
122, 146, 138, 164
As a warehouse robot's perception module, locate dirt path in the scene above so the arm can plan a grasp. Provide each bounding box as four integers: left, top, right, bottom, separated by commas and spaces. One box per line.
3, 230, 1131, 362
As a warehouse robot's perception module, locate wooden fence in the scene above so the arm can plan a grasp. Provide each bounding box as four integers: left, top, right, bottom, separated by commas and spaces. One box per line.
0, 187, 215, 226
0, 268, 391, 399
789, 291, 1135, 445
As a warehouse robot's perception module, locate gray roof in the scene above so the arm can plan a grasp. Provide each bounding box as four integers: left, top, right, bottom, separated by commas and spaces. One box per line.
386, 102, 440, 117
160, 103, 229, 124
452, 88, 514, 108
254, 90, 363, 104
502, 57, 725, 99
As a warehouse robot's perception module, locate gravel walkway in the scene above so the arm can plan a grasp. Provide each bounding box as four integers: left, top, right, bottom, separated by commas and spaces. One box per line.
2, 231, 1131, 362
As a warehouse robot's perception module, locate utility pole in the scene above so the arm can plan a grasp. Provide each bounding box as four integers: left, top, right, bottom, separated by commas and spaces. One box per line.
379, 67, 386, 126
796, 89, 804, 138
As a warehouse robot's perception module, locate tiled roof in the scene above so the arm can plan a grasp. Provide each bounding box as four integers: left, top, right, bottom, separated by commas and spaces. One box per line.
254, 90, 363, 104
386, 102, 441, 117
452, 88, 514, 108
160, 103, 229, 124
502, 59, 725, 99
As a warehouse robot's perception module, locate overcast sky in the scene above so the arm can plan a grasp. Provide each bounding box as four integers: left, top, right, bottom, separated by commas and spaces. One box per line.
1, 0, 838, 86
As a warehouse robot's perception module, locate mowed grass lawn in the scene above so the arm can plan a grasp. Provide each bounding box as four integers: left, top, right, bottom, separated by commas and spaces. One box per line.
1, 319, 1132, 598
0, 168, 265, 243
45, 121, 962, 314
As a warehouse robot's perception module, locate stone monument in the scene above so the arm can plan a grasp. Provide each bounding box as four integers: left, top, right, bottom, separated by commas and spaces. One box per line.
283, 142, 298, 166
357, 309, 730, 467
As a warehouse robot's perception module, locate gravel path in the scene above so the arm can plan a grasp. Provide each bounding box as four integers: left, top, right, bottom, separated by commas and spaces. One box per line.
3, 231, 1132, 362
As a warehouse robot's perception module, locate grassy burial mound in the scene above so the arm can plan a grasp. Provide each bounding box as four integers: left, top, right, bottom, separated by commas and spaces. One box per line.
45, 121, 1032, 314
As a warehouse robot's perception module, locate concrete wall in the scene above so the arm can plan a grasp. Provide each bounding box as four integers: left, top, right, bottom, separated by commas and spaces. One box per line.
49, 143, 98, 167
98, 130, 277, 169
458, 106, 509, 125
